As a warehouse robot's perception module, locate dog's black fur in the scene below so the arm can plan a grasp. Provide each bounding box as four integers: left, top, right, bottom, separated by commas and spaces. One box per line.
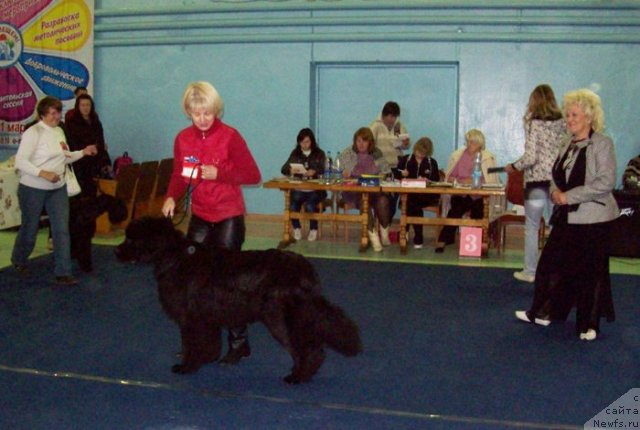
70, 194, 127, 272
115, 217, 362, 383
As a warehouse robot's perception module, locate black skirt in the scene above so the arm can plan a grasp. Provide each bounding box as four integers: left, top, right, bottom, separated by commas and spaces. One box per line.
528, 220, 616, 334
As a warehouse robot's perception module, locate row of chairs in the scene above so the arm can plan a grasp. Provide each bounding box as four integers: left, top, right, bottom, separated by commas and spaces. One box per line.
96, 158, 174, 233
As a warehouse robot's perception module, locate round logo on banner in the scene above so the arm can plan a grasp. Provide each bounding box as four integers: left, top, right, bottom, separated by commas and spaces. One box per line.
0, 22, 23, 69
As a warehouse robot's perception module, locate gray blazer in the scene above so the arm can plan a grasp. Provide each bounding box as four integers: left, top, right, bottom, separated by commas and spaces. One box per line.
551, 132, 619, 224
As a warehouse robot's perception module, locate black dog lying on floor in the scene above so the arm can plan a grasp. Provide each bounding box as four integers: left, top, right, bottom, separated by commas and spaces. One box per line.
70, 193, 127, 272
115, 217, 362, 384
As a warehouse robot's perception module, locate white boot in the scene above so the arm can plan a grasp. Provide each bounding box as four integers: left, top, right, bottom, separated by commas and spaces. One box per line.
380, 226, 391, 246
368, 230, 383, 252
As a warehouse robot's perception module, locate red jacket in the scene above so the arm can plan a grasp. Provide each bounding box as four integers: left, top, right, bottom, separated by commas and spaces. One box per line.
167, 118, 261, 223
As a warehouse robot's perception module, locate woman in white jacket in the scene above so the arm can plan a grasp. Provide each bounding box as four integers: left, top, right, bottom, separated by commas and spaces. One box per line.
12, 96, 97, 285
435, 129, 499, 252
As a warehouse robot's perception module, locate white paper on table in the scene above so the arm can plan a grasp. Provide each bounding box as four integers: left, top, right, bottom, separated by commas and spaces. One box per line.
289, 163, 307, 175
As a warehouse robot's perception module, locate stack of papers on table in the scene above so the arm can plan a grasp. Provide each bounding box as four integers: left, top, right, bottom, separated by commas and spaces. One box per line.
401, 178, 427, 188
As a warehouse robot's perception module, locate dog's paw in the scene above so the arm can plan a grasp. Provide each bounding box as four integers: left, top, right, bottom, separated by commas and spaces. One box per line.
171, 363, 198, 374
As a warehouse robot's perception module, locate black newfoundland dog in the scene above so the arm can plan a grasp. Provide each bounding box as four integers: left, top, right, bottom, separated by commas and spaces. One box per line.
70, 193, 127, 272
115, 217, 362, 384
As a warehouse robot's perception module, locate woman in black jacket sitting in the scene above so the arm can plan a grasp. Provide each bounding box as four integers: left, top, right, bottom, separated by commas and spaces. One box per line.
280, 128, 327, 241
396, 137, 441, 248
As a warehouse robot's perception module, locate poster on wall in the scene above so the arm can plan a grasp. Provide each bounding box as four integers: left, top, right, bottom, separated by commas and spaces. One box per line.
0, 0, 94, 147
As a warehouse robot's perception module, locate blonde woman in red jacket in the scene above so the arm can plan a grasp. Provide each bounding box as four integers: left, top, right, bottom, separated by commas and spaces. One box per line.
163, 81, 262, 364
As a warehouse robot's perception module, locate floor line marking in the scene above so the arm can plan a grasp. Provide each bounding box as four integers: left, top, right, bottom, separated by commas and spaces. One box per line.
0, 364, 581, 430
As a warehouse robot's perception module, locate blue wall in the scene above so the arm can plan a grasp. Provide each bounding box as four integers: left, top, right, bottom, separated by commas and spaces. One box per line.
86, 1, 640, 214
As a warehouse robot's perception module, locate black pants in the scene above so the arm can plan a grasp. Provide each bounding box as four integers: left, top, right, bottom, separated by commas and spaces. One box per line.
406, 194, 439, 245
187, 213, 245, 251
187, 214, 248, 344
437, 195, 483, 245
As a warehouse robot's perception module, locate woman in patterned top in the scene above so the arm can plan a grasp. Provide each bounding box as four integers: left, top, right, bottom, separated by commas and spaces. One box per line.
505, 84, 566, 283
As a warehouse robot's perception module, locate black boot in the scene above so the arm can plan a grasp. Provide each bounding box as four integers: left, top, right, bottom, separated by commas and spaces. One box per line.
219, 326, 251, 365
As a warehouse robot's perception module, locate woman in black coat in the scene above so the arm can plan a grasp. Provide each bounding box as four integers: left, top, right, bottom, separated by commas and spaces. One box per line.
396, 137, 441, 248
66, 94, 111, 196
280, 128, 326, 241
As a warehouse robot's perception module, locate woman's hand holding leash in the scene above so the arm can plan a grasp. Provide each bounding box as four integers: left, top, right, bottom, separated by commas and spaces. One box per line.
162, 197, 176, 218
201, 164, 218, 180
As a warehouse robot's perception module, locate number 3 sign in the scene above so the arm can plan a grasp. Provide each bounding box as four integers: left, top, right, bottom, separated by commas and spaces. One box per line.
459, 227, 483, 257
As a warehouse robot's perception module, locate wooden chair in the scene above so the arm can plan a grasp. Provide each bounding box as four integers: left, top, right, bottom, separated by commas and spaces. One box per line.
336, 197, 360, 241
496, 169, 545, 252
149, 158, 174, 217
293, 193, 333, 239
131, 161, 159, 219
95, 163, 141, 233
420, 169, 446, 238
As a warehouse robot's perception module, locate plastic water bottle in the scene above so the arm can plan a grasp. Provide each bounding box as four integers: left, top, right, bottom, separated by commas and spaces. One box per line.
323, 151, 333, 184
471, 152, 482, 189
334, 151, 342, 184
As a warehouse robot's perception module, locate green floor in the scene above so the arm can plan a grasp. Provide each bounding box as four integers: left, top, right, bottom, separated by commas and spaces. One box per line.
1, 226, 639, 275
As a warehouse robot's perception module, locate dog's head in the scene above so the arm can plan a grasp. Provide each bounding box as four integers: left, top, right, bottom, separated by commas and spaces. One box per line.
101, 194, 128, 224
115, 216, 183, 263
70, 194, 128, 225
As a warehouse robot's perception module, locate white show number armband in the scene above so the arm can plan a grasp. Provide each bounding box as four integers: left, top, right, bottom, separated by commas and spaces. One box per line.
182, 156, 200, 179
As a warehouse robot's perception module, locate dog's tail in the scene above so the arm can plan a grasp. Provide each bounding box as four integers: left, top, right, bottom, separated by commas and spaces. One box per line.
311, 296, 362, 357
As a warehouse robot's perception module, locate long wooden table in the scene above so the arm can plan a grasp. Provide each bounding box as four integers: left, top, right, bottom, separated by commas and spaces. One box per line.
263, 179, 382, 251
383, 184, 505, 256
263, 179, 505, 256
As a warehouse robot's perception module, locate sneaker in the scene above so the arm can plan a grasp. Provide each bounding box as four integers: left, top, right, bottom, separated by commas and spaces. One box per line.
55, 276, 79, 286
579, 329, 597, 341
413, 243, 423, 249
515, 310, 550, 326
380, 226, 391, 246
434, 246, 445, 253
307, 229, 318, 242
513, 271, 535, 283
368, 230, 383, 252
293, 228, 302, 241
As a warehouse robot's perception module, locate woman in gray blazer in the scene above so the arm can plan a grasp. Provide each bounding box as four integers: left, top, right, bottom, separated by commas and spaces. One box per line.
515, 88, 618, 341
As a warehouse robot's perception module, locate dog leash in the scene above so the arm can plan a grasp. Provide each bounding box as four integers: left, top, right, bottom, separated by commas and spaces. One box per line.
170, 164, 203, 227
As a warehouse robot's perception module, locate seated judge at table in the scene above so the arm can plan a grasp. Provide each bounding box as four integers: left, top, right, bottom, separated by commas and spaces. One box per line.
396, 137, 441, 249
435, 128, 499, 253
280, 128, 327, 242
338, 127, 392, 252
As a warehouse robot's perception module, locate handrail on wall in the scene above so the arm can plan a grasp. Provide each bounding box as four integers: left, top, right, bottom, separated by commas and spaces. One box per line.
94, 0, 640, 47
95, 0, 640, 17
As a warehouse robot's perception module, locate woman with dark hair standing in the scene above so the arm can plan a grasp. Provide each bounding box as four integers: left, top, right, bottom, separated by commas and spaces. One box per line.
516, 88, 618, 341
505, 84, 566, 283
66, 94, 112, 196
280, 128, 326, 241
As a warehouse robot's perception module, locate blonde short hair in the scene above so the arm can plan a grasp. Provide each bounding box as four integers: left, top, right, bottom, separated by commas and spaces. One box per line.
182, 81, 224, 118
562, 88, 605, 133
464, 128, 486, 150
413, 137, 434, 157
